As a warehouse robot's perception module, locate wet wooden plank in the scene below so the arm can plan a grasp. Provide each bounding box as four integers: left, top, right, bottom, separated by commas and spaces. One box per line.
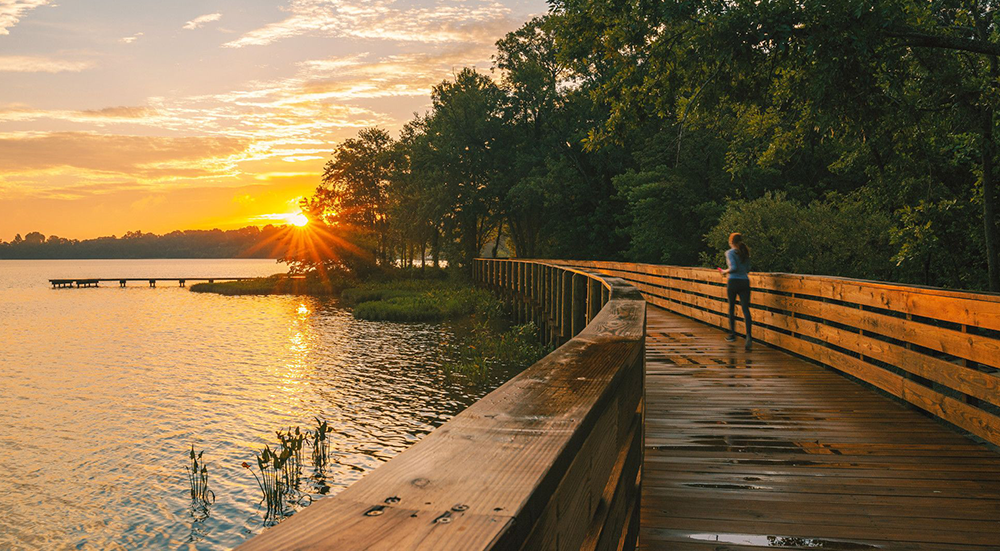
639, 306, 1000, 551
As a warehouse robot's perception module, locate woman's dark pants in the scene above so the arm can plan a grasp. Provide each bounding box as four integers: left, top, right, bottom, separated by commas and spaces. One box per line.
727, 278, 752, 340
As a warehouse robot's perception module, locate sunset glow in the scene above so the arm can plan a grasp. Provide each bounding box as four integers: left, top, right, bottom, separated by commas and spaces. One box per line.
0, 0, 545, 239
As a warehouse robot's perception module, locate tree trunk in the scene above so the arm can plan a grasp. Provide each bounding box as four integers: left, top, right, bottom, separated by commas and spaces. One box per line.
983, 99, 1000, 291
431, 229, 440, 268
492, 220, 503, 258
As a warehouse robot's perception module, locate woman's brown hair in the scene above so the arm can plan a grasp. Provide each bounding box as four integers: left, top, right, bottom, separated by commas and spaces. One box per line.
729, 232, 750, 262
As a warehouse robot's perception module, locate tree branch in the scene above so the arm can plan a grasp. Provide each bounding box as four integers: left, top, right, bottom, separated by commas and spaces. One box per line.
885, 28, 1000, 56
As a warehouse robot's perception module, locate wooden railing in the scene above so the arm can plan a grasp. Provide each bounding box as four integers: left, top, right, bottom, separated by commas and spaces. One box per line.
238, 259, 646, 551
548, 260, 1000, 448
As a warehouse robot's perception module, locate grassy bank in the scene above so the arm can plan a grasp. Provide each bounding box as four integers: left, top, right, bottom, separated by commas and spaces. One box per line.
343, 279, 499, 322
341, 275, 548, 383
189, 274, 347, 296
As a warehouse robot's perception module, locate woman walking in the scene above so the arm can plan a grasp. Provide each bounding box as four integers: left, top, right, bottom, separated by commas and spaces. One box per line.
720, 232, 753, 351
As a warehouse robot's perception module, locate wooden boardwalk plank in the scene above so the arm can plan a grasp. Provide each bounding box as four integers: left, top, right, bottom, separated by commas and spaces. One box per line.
640, 306, 1000, 550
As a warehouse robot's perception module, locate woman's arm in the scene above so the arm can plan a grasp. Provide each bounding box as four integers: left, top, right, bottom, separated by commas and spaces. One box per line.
721, 249, 734, 276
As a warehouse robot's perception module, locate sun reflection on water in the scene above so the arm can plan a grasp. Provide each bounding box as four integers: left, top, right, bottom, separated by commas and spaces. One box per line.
0, 259, 514, 551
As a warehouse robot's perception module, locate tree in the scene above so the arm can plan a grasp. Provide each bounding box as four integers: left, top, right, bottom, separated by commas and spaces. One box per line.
420, 68, 509, 270
316, 127, 395, 264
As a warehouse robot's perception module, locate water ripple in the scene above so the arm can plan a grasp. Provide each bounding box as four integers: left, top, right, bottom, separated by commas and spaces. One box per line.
0, 260, 506, 550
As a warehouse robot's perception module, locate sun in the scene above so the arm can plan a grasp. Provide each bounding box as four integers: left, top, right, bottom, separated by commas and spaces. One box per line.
289, 213, 309, 227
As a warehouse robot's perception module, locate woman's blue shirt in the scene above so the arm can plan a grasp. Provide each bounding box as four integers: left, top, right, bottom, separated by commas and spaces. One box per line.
726, 248, 750, 280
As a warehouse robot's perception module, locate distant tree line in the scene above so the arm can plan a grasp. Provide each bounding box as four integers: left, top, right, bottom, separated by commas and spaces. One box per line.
297, 0, 1000, 292
0, 226, 293, 259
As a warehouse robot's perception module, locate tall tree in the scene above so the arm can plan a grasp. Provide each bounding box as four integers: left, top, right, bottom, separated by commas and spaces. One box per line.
316, 127, 395, 264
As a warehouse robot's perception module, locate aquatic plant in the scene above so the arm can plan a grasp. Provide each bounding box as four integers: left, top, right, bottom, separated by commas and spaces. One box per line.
244, 445, 289, 523
312, 418, 331, 473
276, 427, 306, 489
186, 446, 215, 503
444, 322, 548, 385
243, 426, 311, 524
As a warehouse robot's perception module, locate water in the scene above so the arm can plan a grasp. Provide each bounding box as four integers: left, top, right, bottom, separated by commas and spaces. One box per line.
0, 259, 503, 550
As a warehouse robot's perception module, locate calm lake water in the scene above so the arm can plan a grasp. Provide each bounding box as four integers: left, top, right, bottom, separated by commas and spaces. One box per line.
0, 259, 504, 550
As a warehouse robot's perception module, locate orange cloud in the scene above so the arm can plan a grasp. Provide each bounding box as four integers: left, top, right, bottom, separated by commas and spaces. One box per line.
0, 0, 51, 35
0, 132, 250, 180
0, 55, 93, 73
224, 0, 516, 48
183, 13, 222, 30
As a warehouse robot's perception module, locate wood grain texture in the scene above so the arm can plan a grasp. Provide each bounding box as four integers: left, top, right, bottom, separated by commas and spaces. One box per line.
548, 260, 1000, 448
238, 260, 646, 551
640, 306, 1000, 550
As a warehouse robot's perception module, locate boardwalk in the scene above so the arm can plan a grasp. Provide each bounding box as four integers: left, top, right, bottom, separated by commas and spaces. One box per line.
642, 305, 1000, 550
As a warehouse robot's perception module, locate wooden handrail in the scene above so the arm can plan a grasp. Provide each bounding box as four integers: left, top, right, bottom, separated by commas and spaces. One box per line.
547, 260, 1000, 448
238, 259, 646, 550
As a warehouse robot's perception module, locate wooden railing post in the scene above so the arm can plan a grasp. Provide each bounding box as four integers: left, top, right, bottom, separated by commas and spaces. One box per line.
524, 263, 537, 323
518, 262, 531, 323
534, 264, 543, 334
548, 267, 559, 344
515, 262, 523, 324
500, 261, 514, 311
561, 271, 573, 344
588, 278, 602, 323
572, 273, 587, 336
523, 262, 530, 324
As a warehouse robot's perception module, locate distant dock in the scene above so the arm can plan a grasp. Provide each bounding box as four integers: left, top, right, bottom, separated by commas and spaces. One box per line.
49, 277, 271, 288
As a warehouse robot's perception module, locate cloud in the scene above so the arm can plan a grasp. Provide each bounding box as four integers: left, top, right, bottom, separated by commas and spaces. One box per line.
120, 32, 143, 44
0, 55, 93, 73
0, 105, 162, 125
0, 0, 51, 35
130, 194, 166, 210
0, 131, 251, 178
224, 0, 514, 48
80, 106, 160, 119
183, 13, 222, 30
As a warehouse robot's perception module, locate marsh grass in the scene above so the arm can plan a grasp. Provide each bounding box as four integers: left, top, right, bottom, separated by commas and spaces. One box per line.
190, 274, 350, 296
443, 322, 549, 385
186, 446, 215, 504
345, 279, 500, 323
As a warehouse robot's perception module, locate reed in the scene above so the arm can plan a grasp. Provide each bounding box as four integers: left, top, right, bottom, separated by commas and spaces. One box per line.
243, 445, 289, 523
276, 427, 306, 489
312, 418, 331, 473
186, 446, 215, 503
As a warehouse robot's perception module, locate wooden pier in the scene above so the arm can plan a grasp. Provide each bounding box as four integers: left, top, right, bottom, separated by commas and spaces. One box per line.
49, 277, 259, 288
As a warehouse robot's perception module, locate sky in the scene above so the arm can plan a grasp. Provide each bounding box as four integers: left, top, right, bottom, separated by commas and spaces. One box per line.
0, 0, 547, 240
